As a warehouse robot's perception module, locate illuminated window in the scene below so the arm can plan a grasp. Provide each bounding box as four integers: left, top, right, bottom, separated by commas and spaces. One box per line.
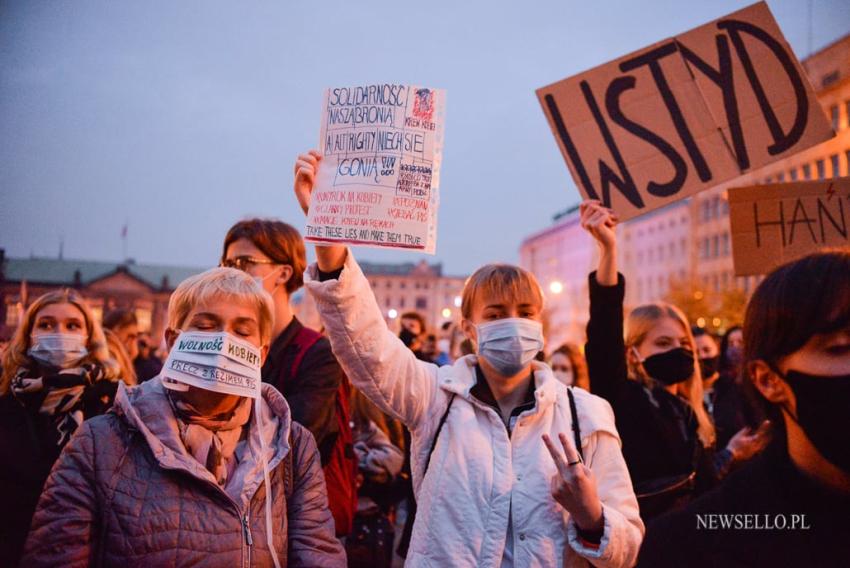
135, 309, 152, 332
5, 303, 20, 327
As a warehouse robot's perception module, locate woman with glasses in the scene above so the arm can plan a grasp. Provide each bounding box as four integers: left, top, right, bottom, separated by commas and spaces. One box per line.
221, 219, 356, 537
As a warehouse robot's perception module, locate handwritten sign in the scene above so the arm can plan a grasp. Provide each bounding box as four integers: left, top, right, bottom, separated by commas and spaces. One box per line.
537, 2, 833, 221
729, 179, 850, 275
305, 84, 446, 253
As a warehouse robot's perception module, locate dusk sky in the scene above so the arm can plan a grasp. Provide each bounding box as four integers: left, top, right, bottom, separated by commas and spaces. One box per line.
2, 0, 848, 276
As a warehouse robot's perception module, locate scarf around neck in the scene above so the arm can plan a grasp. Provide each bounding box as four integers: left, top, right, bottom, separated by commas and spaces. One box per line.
167, 391, 253, 486
11, 362, 115, 447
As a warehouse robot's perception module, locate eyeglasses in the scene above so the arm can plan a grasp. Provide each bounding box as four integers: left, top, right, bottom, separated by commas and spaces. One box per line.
221, 256, 280, 272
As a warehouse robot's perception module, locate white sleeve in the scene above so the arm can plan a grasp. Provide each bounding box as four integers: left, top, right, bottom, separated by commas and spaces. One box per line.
566, 430, 644, 568
303, 251, 442, 431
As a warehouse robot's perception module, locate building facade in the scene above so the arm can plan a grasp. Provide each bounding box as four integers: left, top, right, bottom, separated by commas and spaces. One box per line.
294, 259, 468, 335
0, 250, 203, 343
520, 34, 850, 347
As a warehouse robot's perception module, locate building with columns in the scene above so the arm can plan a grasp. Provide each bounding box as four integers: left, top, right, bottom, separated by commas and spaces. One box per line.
0, 250, 203, 342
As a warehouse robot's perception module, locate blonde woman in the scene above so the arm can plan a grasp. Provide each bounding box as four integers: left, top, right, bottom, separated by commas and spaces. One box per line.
0, 289, 121, 566
104, 328, 138, 385
580, 201, 765, 520
548, 343, 590, 391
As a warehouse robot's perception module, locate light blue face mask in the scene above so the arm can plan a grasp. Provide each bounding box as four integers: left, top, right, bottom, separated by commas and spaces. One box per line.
28, 333, 88, 369
475, 318, 544, 376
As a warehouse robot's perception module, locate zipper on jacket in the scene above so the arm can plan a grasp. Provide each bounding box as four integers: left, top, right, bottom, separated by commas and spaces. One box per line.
242, 514, 254, 546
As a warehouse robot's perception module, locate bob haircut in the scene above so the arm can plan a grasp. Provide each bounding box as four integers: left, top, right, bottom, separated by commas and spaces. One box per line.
221, 218, 307, 295
1, 289, 120, 394
461, 264, 544, 320
167, 267, 275, 345
743, 249, 850, 426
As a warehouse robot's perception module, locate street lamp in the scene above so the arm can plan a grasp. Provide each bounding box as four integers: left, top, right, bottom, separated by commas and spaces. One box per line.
549, 281, 564, 294
388, 309, 398, 319
441, 308, 452, 318
453, 296, 462, 308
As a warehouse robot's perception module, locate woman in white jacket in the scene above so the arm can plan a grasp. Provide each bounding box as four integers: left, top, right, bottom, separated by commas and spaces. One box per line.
294, 151, 644, 567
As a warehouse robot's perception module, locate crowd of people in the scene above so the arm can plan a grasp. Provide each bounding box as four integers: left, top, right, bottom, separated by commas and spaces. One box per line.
0, 149, 846, 567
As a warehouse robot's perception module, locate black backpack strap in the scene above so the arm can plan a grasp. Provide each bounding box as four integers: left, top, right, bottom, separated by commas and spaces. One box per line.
423, 394, 455, 476
567, 387, 584, 461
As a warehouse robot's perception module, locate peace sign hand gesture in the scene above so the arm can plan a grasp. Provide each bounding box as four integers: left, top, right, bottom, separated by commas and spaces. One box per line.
542, 433, 604, 533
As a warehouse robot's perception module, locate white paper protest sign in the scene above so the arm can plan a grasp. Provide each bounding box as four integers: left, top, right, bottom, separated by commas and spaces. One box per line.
161, 331, 263, 399
304, 84, 446, 253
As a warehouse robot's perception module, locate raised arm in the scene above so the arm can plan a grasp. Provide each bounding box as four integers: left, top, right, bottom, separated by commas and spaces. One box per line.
294, 151, 444, 431
580, 202, 629, 404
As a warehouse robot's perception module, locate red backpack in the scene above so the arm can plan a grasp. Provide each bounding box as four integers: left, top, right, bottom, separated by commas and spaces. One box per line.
289, 326, 357, 536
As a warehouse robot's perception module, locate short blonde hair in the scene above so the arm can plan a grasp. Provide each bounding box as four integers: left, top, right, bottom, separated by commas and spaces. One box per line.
1, 289, 120, 394
167, 267, 275, 344
625, 302, 715, 447
461, 264, 544, 320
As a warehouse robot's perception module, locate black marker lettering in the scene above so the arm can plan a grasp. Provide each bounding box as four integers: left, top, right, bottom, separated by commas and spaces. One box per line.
606, 75, 688, 197
620, 42, 713, 183
718, 19, 809, 155
678, 36, 749, 170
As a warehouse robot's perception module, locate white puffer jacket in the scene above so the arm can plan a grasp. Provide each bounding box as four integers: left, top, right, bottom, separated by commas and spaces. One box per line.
305, 252, 644, 567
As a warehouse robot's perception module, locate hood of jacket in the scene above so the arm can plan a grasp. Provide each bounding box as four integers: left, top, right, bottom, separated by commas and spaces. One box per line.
111, 376, 292, 508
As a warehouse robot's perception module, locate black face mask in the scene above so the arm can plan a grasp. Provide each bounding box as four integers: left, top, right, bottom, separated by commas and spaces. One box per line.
699, 355, 720, 379
780, 369, 850, 474
399, 328, 417, 348
642, 347, 696, 386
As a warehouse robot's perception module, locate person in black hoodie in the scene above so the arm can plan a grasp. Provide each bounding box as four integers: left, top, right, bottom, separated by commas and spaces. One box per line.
580, 201, 764, 520
639, 249, 850, 567
0, 289, 122, 567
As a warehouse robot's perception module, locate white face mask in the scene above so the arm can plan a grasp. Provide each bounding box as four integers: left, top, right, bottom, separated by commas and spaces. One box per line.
161, 331, 263, 399
253, 267, 283, 295
475, 318, 544, 376
553, 370, 574, 386
28, 333, 88, 368
161, 329, 282, 568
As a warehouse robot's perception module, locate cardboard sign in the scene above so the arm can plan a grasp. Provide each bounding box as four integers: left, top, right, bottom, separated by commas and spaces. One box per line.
729, 178, 850, 275
305, 84, 446, 253
537, 2, 833, 221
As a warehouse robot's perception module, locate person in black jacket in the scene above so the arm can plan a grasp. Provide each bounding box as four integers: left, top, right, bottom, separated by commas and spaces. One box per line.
222, 218, 342, 465
0, 289, 122, 567
639, 250, 850, 567
580, 201, 766, 520
222, 218, 356, 536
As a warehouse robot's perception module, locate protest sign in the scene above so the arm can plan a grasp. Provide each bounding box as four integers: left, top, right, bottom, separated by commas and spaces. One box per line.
305, 84, 446, 253
537, 2, 833, 221
729, 178, 850, 275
